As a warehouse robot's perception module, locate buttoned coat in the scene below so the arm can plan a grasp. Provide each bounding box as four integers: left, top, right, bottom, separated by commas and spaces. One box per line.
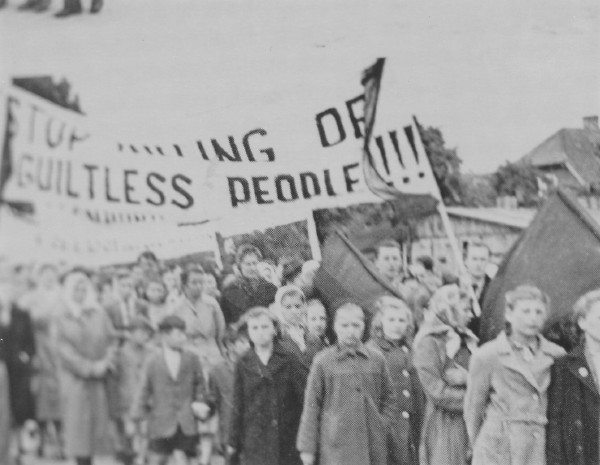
130, 349, 208, 439
367, 337, 424, 465
221, 278, 277, 324
547, 343, 599, 465
56, 306, 116, 457
229, 343, 304, 465
296, 344, 397, 465
464, 332, 565, 465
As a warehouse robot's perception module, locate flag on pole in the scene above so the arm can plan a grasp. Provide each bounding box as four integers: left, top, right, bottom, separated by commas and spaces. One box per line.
480, 189, 600, 349
314, 229, 403, 318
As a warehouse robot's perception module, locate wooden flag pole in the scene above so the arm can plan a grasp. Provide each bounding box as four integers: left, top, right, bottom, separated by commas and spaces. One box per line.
412, 117, 482, 317
306, 209, 322, 261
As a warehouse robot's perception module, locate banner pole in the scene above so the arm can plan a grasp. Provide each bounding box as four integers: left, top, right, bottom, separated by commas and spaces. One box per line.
413, 117, 482, 317
306, 210, 322, 261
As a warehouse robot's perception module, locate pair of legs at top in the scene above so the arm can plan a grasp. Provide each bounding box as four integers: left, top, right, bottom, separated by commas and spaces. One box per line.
55, 0, 103, 17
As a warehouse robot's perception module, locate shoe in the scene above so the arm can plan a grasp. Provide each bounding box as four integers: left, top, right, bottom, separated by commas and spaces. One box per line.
90, 0, 102, 13
18, 0, 38, 10
54, 0, 81, 17
33, 0, 50, 12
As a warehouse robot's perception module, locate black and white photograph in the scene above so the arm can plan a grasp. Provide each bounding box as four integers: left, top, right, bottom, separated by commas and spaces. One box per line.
0, 0, 599, 464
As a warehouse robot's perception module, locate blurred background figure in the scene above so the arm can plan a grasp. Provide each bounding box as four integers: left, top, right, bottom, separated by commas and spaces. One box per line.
56, 271, 117, 465
28, 264, 65, 459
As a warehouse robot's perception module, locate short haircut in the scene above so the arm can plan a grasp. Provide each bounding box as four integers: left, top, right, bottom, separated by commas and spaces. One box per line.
505, 285, 550, 313
415, 255, 434, 272
138, 250, 158, 263
370, 296, 414, 340
180, 266, 204, 288
375, 239, 401, 258
334, 302, 365, 322
574, 288, 600, 321
158, 315, 186, 333
464, 241, 491, 260
235, 244, 263, 265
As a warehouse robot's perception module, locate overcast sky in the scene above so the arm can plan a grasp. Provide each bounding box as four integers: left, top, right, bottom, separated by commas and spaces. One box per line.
1, 0, 599, 174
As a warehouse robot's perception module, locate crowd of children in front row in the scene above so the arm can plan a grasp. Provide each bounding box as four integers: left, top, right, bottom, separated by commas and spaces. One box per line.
2, 257, 600, 465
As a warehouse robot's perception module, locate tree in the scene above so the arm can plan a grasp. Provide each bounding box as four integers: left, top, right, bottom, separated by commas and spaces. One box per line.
415, 122, 464, 206
493, 162, 542, 207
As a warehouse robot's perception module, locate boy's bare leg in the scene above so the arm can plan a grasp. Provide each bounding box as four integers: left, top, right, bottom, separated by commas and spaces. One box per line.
148, 452, 170, 465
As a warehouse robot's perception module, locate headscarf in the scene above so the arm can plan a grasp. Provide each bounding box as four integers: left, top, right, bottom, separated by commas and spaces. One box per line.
415, 284, 478, 359
63, 271, 100, 318
274, 284, 306, 328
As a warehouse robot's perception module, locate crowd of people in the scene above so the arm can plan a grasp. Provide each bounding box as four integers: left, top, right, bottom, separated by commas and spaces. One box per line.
0, 239, 598, 465
0, 0, 102, 17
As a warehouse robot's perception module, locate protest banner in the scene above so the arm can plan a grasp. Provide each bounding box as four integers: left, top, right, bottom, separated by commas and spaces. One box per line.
0, 59, 440, 264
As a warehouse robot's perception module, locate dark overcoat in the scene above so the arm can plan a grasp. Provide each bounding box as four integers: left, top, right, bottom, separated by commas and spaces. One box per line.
229, 343, 304, 465
221, 278, 277, 324
547, 343, 599, 465
367, 336, 424, 465
296, 344, 397, 465
1, 305, 36, 425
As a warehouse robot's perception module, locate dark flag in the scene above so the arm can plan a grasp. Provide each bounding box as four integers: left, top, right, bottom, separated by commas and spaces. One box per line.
314, 229, 403, 318
480, 189, 600, 349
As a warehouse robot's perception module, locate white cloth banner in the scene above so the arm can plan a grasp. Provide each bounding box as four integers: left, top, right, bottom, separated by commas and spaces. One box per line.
0, 60, 436, 263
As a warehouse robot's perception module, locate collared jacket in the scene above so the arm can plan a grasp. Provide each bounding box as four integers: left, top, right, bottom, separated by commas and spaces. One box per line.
297, 343, 397, 465
130, 348, 209, 439
229, 343, 304, 465
464, 331, 565, 465
547, 342, 599, 465
367, 336, 425, 465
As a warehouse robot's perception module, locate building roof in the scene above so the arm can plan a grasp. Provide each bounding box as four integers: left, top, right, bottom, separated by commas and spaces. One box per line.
446, 205, 600, 231
521, 127, 600, 186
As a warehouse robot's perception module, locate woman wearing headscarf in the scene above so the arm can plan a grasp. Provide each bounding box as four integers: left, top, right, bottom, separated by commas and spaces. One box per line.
56, 271, 117, 465
28, 264, 65, 458
414, 285, 478, 465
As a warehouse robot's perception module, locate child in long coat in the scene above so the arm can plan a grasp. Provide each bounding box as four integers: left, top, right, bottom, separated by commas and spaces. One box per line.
465, 285, 564, 465
297, 303, 397, 465
547, 288, 600, 465
228, 307, 304, 465
367, 296, 424, 465
413, 285, 478, 465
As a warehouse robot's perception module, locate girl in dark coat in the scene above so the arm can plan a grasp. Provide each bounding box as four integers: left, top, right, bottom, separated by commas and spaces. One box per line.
367, 296, 424, 465
547, 288, 600, 465
229, 306, 304, 465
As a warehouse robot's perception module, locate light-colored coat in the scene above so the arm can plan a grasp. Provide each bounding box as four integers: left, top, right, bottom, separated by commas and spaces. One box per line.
413, 322, 477, 465
56, 307, 116, 457
464, 332, 565, 465
296, 344, 397, 465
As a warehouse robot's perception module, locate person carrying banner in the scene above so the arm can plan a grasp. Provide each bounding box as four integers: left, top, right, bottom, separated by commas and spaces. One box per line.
462, 242, 492, 337
464, 285, 564, 465
547, 288, 600, 465
221, 245, 277, 325
374, 239, 406, 295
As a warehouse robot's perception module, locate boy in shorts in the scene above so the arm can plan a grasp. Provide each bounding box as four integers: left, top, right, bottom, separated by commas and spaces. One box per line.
130, 315, 212, 465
